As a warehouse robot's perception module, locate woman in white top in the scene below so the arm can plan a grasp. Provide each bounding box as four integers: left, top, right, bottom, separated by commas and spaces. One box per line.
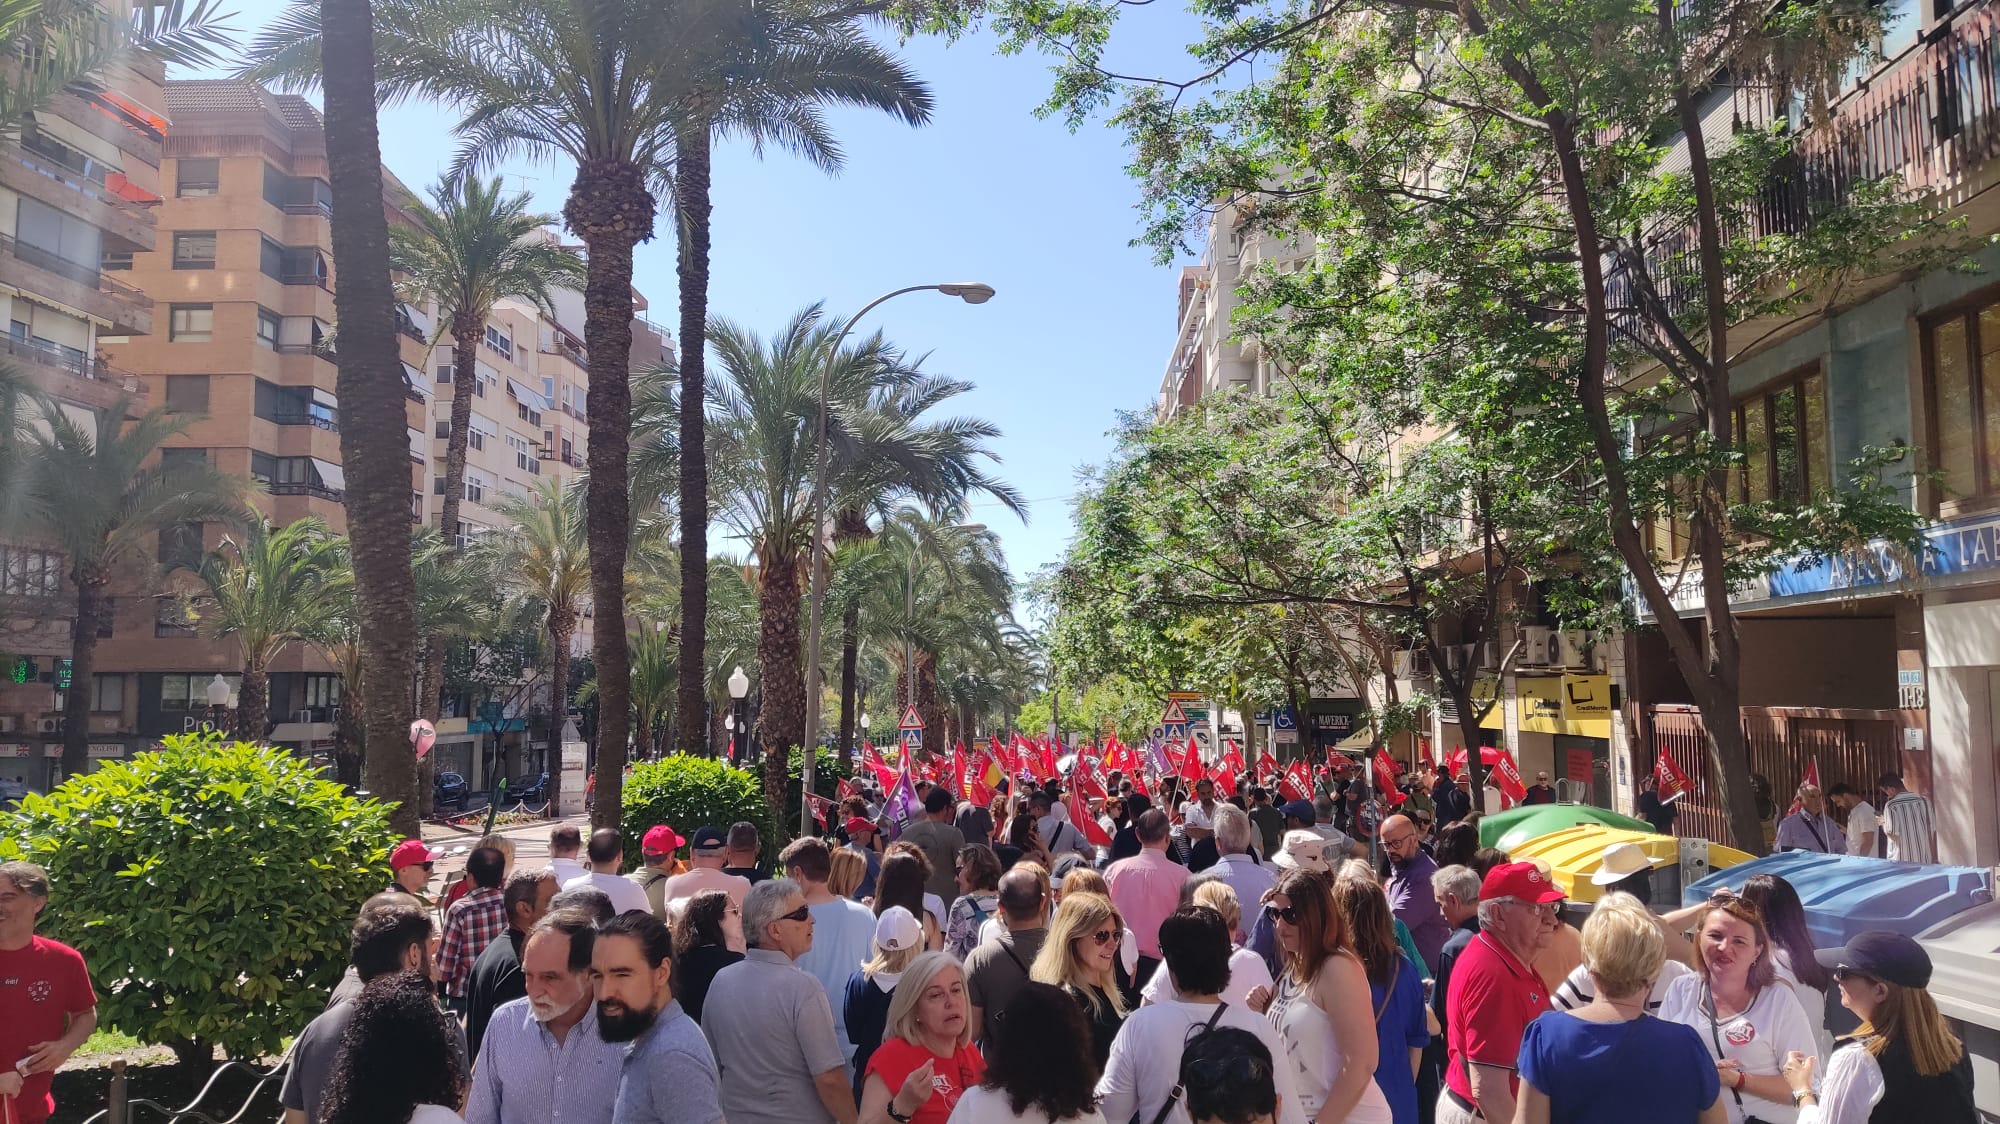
321, 969, 468, 1124
1139, 881, 1274, 1007
1246, 868, 1392, 1124
1780, 931, 1977, 1123
1659, 891, 1821, 1124
949, 982, 1107, 1124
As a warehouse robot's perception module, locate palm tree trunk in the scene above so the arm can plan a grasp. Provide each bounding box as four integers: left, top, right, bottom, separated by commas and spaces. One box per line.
673, 120, 712, 760
563, 160, 651, 831
334, 689, 363, 788
237, 666, 269, 742
59, 575, 106, 778
417, 313, 483, 732
837, 603, 861, 761
709, 697, 726, 761
756, 545, 803, 815
321, 0, 418, 836
917, 652, 945, 758
547, 618, 572, 809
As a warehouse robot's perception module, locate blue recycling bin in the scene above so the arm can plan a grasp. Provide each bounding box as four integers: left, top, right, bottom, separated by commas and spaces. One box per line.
1683, 851, 1993, 950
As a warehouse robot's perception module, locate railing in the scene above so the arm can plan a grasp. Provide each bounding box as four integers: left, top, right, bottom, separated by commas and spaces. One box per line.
272, 342, 335, 361
0, 333, 147, 394
279, 270, 327, 288
79, 1053, 291, 1124
269, 481, 343, 502
0, 233, 149, 318
264, 412, 337, 432
281, 200, 332, 217
10, 142, 155, 221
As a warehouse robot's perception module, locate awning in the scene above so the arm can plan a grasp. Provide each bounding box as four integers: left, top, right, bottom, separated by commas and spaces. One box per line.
267, 722, 335, 743
402, 362, 430, 398
310, 458, 345, 492
507, 378, 550, 411
408, 427, 427, 459
310, 386, 338, 408
401, 303, 433, 338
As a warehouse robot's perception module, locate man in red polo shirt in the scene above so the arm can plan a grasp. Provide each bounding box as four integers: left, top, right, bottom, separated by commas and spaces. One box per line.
0, 861, 96, 1124
1439, 861, 1562, 1124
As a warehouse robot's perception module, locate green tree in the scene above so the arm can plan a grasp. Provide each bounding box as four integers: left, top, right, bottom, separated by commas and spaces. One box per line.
0, 0, 234, 132
390, 174, 584, 720
479, 479, 589, 808
177, 513, 348, 741
16, 398, 251, 779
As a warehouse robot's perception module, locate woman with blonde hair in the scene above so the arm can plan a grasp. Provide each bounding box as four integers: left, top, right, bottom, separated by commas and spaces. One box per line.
1059, 867, 1108, 904
848, 906, 928, 1098
1659, 890, 1819, 1124
1031, 891, 1127, 1067
1247, 868, 1390, 1124
859, 950, 986, 1124
1783, 931, 1975, 1122
1515, 892, 1724, 1124
829, 846, 868, 901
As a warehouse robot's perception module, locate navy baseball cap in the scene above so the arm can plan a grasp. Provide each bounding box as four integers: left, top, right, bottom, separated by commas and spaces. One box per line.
1816, 931, 1932, 989
689, 825, 728, 852
1279, 799, 1317, 824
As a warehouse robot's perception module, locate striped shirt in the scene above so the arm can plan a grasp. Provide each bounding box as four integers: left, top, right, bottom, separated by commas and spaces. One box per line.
464, 998, 624, 1124
1883, 791, 1937, 863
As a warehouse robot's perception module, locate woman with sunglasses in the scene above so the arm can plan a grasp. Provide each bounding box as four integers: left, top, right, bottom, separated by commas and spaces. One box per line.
1249, 869, 1391, 1124
860, 951, 985, 1124
1780, 931, 1975, 1123
1031, 892, 1129, 1068
949, 982, 1107, 1124
1659, 892, 1820, 1123
669, 888, 743, 1023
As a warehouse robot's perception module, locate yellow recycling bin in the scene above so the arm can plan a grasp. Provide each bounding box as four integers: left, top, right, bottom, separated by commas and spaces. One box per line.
1507, 824, 1755, 908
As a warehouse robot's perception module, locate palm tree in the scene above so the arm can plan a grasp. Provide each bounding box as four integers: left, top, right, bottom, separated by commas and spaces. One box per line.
176, 514, 347, 740
0, 0, 235, 132
391, 174, 583, 715
478, 478, 589, 812
16, 397, 253, 777
688, 307, 1021, 810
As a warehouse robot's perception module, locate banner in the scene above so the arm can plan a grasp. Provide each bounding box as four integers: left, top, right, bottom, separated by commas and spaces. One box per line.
1373, 748, 1408, 806
1653, 749, 1693, 804
805, 792, 834, 829
1489, 745, 1528, 807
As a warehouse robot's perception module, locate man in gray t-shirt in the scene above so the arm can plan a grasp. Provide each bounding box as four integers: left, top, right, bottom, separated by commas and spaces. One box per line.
899, 788, 965, 903
964, 869, 1048, 1050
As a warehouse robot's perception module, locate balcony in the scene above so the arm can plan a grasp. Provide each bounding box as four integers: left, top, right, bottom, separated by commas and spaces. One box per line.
269, 481, 343, 502
266, 412, 339, 433
0, 233, 151, 335
0, 333, 147, 402
274, 341, 336, 362
282, 200, 332, 218
1, 140, 156, 251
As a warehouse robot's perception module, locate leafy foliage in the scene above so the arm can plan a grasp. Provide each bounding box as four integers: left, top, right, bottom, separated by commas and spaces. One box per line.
618, 755, 776, 868
0, 733, 394, 1059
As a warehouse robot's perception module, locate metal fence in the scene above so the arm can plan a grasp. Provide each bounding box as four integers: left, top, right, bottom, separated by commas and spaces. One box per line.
78, 1053, 289, 1124
1644, 704, 1907, 845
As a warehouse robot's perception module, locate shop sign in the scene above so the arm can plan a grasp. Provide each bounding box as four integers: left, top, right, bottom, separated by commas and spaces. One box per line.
87, 744, 122, 759
0, 744, 27, 758
1513, 677, 1566, 734
1311, 713, 1352, 732
1561, 674, 1613, 739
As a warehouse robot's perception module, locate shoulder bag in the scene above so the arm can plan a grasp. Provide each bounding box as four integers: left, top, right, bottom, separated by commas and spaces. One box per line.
1139, 1002, 1230, 1124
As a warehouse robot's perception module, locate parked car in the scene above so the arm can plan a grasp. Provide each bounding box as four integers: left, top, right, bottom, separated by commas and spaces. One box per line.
503, 772, 547, 804
0, 777, 29, 807
434, 770, 470, 812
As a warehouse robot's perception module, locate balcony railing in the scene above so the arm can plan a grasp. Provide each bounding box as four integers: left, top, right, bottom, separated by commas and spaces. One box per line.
265, 412, 338, 432
0, 234, 149, 319
280, 270, 329, 288
269, 481, 344, 502
282, 200, 332, 217
274, 341, 336, 361
0, 333, 146, 395
10, 141, 154, 221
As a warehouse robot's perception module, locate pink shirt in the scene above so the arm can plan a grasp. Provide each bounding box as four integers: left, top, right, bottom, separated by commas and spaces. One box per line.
660, 866, 752, 950
1105, 847, 1189, 958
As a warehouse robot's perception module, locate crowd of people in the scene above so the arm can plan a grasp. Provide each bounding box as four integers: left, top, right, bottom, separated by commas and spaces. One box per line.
0, 748, 1969, 1124
259, 752, 1977, 1124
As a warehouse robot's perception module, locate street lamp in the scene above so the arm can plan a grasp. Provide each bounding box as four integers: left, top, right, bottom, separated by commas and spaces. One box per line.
728, 665, 750, 764
799, 282, 996, 833
205, 673, 231, 731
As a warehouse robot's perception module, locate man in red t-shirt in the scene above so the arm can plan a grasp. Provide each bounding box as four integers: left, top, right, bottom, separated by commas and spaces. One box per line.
1440, 861, 1562, 1124
0, 861, 97, 1124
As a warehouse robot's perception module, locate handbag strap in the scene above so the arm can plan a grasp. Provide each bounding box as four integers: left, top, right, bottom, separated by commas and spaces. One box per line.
1373, 959, 1400, 1024
1151, 1003, 1230, 1124
1702, 977, 1745, 1109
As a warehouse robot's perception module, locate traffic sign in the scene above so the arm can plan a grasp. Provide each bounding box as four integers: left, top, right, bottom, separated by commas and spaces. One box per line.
900, 705, 924, 730
1274, 706, 1297, 731
1161, 699, 1189, 725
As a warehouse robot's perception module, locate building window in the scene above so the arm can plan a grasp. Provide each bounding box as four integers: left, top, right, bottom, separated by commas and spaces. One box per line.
159, 447, 207, 470
1924, 296, 2000, 505
168, 305, 213, 343
465, 477, 484, 504
436, 364, 452, 386
434, 419, 450, 439
158, 522, 203, 567
302, 675, 341, 709
250, 451, 278, 483
0, 545, 63, 598
101, 251, 133, 271
91, 673, 123, 714
468, 429, 484, 451
1734, 367, 1829, 506
172, 231, 216, 269
157, 672, 239, 708
175, 158, 219, 196
483, 324, 512, 356
433, 475, 446, 496
164, 374, 209, 412
257, 308, 282, 348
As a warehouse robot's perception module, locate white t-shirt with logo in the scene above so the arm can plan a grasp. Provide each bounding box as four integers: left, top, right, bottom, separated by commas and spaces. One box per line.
1657, 972, 1819, 1124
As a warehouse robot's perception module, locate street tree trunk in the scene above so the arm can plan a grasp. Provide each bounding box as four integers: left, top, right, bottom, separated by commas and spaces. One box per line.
320, 0, 417, 835
563, 158, 650, 832
236, 665, 269, 742
334, 688, 363, 788
756, 545, 804, 815
833, 507, 873, 761
547, 616, 572, 811
416, 311, 484, 735
673, 121, 713, 759
59, 575, 106, 777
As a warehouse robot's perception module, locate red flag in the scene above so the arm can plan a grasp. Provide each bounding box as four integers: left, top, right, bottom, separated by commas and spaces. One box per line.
1653, 749, 1693, 804
1221, 739, 1245, 775
1209, 763, 1237, 798
1489, 745, 1528, 807
1279, 760, 1311, 803
1105, 737, 1136, 774
1419, 737, 1437, 771
1069, 789, 1113, 847
860, 741, 898, 789
1130, 769, 1151, 798
836, 777, 857, 802
1372, 748, 1408, 806
1039, 739, 1059, 782
1785, 757, 1820, 818
1073, 761, 1109, 802
950, 744, 970, 801
1446, 746, 1469, 780
805, 792, 834, 829
1255, 751, 1279, 786
992, 734, 1014, 774
1177, 741, 1205, 783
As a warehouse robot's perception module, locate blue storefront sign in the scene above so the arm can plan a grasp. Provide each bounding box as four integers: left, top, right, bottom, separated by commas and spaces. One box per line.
1766, 511, 2000, 598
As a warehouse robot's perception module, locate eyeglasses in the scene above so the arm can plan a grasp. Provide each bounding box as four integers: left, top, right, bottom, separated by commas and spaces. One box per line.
1381, 833, 1417, 847
779, 904, 811, 923
1509, 899, 1561, 918
1086, 927, 1123, 946
1265, 903, 1301, 925
1832, 967, 1877, 984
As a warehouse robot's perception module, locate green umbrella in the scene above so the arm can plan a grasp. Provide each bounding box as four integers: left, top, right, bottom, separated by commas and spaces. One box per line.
1480, 804, 1655, 853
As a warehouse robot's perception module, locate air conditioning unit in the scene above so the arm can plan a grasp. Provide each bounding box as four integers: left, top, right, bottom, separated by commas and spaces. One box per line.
36, 717, 61, 735
1476, 640, 1501, 671
1556, 629, 1591, 668
292, 709, 314, 724
1444, 645, 1471, 676
0, 716, 15, 734
1392, 651, 1413, 680
1520, 626, 1553, 667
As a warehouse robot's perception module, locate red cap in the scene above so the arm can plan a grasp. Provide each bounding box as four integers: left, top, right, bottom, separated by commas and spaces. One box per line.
1480, 861, 1566, 904
642, 825, 685, 855
844, 816, 877, 836
390, 838, 441, 871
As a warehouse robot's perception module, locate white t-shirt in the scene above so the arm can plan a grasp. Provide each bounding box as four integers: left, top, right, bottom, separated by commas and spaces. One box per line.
1658, 972, 1820, 1124
1553, 956, 1691, 1012
562, 870, 651, 915
548, 856, 589, 885
1180, 801, 1218, 831
947, 1084, 1108, 1124
1845, 801, 1881, 856
1772, 949, 1834, 1060
1138, 946, 1276, 1009
1096, 999, 1310, 1124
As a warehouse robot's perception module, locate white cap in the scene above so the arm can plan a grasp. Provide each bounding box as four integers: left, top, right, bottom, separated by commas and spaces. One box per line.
873, 905, 922, 952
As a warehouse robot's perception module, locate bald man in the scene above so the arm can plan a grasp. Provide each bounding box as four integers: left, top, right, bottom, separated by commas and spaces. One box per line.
1379, 813, 1446, 972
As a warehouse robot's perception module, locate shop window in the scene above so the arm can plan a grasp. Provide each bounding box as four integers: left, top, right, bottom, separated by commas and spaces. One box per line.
1924, 295, 2000, 506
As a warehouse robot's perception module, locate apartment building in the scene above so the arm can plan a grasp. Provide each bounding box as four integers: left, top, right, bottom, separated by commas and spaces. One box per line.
1156, 196, 1312, 422
0, 46, 168, 776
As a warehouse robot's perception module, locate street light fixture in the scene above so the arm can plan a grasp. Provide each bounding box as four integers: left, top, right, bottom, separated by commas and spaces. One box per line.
728, 665, 750, 764
799, 282, 996, 833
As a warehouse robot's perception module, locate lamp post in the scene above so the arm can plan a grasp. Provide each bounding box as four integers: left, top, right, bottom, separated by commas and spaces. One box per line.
728, 665, 750, 767
798, 283, 995, 834
205, 673, 231, 733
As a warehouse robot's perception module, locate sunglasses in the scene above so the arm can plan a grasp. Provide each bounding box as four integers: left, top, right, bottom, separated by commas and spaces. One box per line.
1265, 903, 1301, 925
1086, 927, 1123, 946
779, 904, 811, 923
1832, 967, 1877, 984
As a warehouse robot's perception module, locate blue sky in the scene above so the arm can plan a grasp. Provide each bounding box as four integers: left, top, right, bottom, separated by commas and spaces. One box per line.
194, 6, 1202, 610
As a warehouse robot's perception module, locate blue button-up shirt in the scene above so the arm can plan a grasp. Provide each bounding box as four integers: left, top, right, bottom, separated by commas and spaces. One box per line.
465, 998, 624, 1124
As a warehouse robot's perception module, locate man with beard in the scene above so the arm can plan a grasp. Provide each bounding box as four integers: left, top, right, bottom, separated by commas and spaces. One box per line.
593, 911, 724, 1124
465, 909, 623, 1124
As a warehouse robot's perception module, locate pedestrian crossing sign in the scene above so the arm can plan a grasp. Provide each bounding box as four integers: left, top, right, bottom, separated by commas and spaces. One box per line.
900, 705, 924, 731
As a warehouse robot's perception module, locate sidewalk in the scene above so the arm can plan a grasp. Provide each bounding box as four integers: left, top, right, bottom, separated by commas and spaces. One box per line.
419, 811, 592, 885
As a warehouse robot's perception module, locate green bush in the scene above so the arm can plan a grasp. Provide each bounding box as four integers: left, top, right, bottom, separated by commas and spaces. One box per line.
620, 754, 776, 867
0, 733, 394, 1065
